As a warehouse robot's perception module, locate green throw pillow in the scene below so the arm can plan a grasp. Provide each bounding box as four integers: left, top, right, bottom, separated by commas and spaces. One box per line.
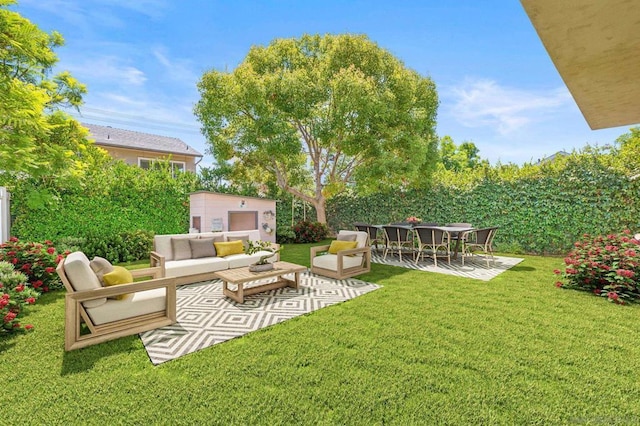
328, 240, 358, 254
102, 266, 133, 300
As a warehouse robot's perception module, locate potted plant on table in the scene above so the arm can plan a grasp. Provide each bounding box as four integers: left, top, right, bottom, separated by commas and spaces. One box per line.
245, 240, 282, 272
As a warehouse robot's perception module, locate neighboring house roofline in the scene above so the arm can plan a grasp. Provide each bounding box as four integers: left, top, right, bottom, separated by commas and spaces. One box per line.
83, 122, 203, 158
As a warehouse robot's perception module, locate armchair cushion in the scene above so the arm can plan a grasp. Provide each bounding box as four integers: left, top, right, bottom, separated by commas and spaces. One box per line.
64, 252, 107, 308
328, 240, 358, 254
337, 230, 368, 257
102, 266, 134, 300
312, 253, 363, 271
337, 234, 357, 242
214, 240, 245, 257
189, 238, 217, 258
85, 287, 167, 326
89, 256, 114, 285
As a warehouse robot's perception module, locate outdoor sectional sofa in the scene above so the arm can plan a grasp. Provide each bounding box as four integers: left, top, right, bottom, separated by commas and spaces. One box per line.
151, 229, 280, 285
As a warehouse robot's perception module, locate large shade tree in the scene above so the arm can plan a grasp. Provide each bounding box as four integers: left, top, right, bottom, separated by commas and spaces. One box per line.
0, 0, 88, 179
195, 33, 439, 223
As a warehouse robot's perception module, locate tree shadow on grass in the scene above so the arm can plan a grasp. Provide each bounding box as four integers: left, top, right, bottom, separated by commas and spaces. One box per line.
509, 265, 536, 272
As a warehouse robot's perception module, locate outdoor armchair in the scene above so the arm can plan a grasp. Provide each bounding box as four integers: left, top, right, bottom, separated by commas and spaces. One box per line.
57, 251, 177, 351
310, 230, 371, 280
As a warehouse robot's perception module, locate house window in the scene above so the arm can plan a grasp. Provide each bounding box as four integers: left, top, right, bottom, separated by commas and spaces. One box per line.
137, 158, 186, 176
138, 158, 153, 169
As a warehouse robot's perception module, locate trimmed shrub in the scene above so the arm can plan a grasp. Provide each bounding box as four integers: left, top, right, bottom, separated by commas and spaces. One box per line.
276, 226, 296, 244
555, 230, 640, 304
292, 220, 329, 243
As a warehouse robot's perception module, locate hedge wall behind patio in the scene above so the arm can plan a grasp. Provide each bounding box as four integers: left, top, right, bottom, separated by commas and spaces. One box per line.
326, 156, 640, 255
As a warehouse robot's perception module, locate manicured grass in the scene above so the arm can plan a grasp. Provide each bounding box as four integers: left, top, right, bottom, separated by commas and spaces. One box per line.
4, 243, 640, 424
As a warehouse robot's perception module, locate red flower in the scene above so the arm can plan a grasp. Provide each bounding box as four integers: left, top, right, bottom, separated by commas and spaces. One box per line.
593, 288, 601, 295
553, 269, 562, 275
46, 247, 55, 254
607, 292, 619, 301
25, 324, 33, 330
616, 269, 635, 279
4, 312, 17, 323
55, 255, 63, 264
565, 268, 578, 275
0, 299, 8, 307
9, 237, 18, 242
21, 264, 31, 271
15, 284, 24, 292
26, 297, 36, 304
11, 258, 18, 264
45, 240, 53, 245
32, 280, 43, 289
1, 293, 9, 300
45, 267, 56, 274
555, 281, 563, 288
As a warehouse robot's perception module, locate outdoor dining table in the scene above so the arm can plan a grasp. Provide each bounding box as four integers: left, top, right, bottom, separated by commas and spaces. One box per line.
431, 226, 475, 260
373, 224, 475, 261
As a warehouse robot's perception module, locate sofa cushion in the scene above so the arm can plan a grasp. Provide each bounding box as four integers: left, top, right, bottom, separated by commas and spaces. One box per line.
172, 237, 193, 261
89, 256, 114, 285
85, 287, 166, 326
226, 234, 250, 251
189, 238, 217, 258
102, 266, 134, 300
64, 252, 107, 308
312, 253, 363, 271
215, 240, 245, 257
165, 257, 230, 277
154, 234, 198, 261
328, 240, 358, 254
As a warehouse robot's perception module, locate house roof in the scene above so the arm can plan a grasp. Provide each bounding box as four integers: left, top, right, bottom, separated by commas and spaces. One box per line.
521, 0, 640, 130
84, 123, 203, 158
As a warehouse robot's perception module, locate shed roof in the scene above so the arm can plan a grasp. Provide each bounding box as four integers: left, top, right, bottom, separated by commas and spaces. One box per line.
521, 0, 640, 130
84, 123, 203, 157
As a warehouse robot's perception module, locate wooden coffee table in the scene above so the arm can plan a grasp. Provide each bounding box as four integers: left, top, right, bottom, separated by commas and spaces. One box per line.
215, 261, 307, 303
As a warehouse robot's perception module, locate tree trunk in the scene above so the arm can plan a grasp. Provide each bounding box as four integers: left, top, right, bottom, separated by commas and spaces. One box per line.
313, 199, 327, 224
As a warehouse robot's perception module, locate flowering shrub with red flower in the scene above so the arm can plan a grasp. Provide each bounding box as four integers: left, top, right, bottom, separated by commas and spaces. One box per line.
292, 220, 329, 243
0, 261, 38, 333
555, 230, 640, 304
0, 237, 67, 292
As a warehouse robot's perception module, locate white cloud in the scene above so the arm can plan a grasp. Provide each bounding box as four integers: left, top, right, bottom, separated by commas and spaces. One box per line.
152, 46, 199, 84
65, 55, 147, 86
444, 78, 573, 135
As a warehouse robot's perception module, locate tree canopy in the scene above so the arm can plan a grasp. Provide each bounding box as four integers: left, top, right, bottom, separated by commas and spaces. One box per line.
0, 0, 88, 179
195, 33, 439, 222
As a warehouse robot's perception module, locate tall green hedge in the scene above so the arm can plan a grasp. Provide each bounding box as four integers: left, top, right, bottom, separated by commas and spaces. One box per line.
327, 155, 640, 254
9, 161, 198, 244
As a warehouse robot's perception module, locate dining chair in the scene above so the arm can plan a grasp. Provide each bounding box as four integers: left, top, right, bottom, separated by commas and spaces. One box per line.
354, 223, 384, 252
462, 227, 499, 266
413, 226, 450, 267
382, 225, 413, 262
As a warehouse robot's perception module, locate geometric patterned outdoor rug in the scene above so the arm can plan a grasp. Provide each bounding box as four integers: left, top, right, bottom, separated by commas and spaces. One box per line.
140, 271, 381, 365
370, 251, 523, 281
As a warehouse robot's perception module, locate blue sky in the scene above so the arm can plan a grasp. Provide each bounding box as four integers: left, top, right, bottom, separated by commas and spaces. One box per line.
14, 0, 634, 167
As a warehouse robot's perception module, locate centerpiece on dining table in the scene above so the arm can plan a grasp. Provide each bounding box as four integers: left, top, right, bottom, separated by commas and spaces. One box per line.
405, 216, 422, 225
245, 240, 282, 272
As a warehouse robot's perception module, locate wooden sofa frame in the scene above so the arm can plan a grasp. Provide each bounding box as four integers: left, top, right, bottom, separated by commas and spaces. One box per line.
57, 261, 177, 351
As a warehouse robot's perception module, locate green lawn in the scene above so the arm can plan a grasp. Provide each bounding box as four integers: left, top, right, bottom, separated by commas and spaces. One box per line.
4, 243, 640, 425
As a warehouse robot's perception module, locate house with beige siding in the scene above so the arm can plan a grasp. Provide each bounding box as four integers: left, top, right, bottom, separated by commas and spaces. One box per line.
84, 123, 203, 173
